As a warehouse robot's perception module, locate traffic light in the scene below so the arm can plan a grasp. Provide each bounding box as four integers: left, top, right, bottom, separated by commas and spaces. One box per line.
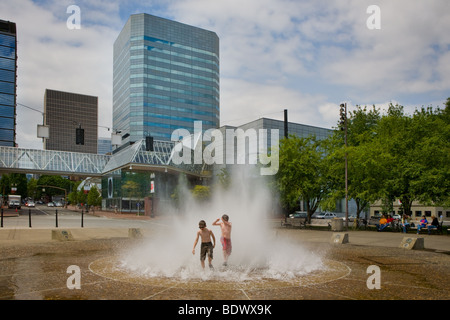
145, 136, 154, 151
76, 127, 84, 145
339, 104, 346, 131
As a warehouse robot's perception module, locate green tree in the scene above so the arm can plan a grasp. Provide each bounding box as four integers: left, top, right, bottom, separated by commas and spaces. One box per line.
78, 188, 87, 206
326, 105, 386, 219
37, 175, 71, 199
1, 173, 28, 196
276, 135, 331, 223
68, 181, 82, 205
87, 185, 102, 211
373, 104, 449, 215
27, 177, 38, 199
191, 185, 211, 202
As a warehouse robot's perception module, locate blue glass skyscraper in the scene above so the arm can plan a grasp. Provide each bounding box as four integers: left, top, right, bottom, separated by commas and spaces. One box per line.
0, 20, 17, 147
113, 14, 219, 145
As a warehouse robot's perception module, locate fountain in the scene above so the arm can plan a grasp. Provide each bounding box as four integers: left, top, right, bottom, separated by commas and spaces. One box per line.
89, 167, 350, 292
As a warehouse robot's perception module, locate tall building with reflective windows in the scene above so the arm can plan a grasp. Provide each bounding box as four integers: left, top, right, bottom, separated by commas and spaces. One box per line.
0, 20, 17, 147
44, 89, 98, 154
113, 13, 220, 145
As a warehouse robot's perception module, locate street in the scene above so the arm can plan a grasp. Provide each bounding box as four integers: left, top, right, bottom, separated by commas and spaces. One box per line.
0, 204, 156, 230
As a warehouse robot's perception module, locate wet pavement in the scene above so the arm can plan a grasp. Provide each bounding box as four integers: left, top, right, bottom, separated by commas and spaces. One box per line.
1, 221, 449, 301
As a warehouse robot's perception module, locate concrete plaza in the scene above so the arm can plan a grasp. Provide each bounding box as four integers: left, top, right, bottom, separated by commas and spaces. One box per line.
0, 209, 449, 301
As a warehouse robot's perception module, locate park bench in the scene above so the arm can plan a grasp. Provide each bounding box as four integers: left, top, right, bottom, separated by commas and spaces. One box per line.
370, 219, 404, 232
410, 221, 443, 235
281, 218, 307, 228
305, 219, 331, 230
281, 218, 332, 231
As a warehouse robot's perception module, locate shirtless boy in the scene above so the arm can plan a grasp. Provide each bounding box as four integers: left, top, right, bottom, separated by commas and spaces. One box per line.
192, 220, 216, 269
213, 214, 232, 266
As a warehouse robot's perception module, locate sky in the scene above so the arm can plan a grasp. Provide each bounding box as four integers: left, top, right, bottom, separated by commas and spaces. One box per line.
1, 0, 449, 149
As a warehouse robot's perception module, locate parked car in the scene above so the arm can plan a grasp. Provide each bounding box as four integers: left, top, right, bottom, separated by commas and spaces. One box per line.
314, 212, 338, 219
26, 201, 35, 207
47, 202, 55, 207
342, 214, 357, 222
289, 211, 308, 219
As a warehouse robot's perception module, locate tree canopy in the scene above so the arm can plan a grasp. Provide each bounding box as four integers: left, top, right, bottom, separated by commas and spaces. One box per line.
275, 99, 450, 218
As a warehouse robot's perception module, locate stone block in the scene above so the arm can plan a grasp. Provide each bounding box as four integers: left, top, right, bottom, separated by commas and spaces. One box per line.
52, 229, 74, 241
399, 237, 424, 250
331, 232, 349, 244
128, 228, 143, 238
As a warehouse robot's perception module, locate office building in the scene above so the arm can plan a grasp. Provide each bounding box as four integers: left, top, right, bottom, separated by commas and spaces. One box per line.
98, 137, 112, 154
44, 89, 98, 153
210, 117, 333, 176
113, 13, 220, 145
0, 20, 17, 147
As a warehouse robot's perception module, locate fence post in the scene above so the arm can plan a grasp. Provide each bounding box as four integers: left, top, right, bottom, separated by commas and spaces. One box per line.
55, 209, 58, 228
81, 209, 84, 228
29, 208, 32, 228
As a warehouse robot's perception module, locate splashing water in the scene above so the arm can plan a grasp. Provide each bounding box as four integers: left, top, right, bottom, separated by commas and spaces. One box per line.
119, 167, 324, 282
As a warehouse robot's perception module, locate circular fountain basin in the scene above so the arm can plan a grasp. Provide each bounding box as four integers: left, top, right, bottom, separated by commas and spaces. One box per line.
89, 255, 351, 291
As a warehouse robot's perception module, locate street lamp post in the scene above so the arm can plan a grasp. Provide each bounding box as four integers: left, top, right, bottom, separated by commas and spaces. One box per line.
340, 103, 349, 230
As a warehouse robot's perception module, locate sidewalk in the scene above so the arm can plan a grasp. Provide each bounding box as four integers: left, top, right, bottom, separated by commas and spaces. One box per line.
1, 221, 449, 253
67, 206, 151, 220
277, 228, 450, 252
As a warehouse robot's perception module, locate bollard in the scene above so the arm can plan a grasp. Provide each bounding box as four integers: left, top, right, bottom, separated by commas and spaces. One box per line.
81, 209, 84, 228
55, 209, 58, 228
1, 208, 3, 228
29, 208, 32, 228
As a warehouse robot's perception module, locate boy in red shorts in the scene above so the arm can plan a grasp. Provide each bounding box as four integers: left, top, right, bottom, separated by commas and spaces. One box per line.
213, 214, 232, 266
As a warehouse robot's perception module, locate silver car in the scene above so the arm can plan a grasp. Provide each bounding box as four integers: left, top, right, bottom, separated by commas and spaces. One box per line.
314, 212, 337, 219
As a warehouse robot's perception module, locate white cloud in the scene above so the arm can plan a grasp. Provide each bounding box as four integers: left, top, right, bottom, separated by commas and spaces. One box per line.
320, 0, 450, 98
1, 0, 119, 148
220, 78, 334, 129
168, 0, 449, 127
1, 0, 448, 150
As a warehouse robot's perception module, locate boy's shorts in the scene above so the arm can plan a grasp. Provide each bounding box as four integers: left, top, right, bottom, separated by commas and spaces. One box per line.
200, 242, 213, 261
220, 237, 232, 255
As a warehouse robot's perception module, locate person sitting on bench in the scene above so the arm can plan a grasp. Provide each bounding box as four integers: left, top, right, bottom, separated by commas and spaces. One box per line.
427, 216, 439, 235
376, 215, 388, 231
416, 216, 428, 234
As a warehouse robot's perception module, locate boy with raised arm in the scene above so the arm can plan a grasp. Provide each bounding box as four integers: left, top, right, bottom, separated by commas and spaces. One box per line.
213, 214, 232, 266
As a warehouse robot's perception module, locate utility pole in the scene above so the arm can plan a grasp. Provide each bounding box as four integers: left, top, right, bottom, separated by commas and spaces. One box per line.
284, 109, 288, 139
340, 103, 349, 230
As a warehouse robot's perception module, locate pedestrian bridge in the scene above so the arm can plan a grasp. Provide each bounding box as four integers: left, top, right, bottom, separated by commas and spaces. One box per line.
0, 139, 209, 177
